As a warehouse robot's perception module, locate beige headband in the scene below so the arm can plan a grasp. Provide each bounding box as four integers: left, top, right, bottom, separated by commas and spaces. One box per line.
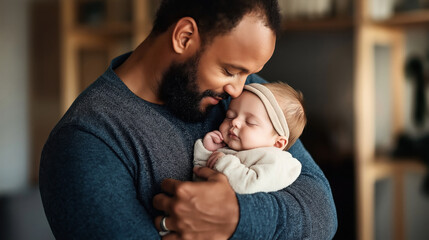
244, 83, 289, 141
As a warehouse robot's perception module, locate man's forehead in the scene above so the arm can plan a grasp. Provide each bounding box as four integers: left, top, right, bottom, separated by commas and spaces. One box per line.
202, 15, 276, 73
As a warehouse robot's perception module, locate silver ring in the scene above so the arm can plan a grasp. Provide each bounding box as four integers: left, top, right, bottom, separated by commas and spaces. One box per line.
159, 216, 170, 236
161, 216, 169, 231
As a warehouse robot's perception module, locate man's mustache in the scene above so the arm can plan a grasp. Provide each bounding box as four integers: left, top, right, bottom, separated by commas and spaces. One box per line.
201, 90, 230, 100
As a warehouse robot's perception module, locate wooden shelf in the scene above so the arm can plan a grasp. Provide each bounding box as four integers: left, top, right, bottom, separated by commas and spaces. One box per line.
353, 2, 429, 240
60, 0, 151, 112
373, 9, 429, 27
370, 156, 426, 180
71, 22, 133, 37
282, 9, 429, 31
282, 17, 354, 31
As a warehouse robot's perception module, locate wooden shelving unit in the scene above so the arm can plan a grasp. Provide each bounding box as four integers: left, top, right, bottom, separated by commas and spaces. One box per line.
69, 22, 134, 37
281, 7, 429, 31
282, 17, 354, 31
60, 0, 152, 113
375, 9, 429, 26
281, 1, 428, 239
354, 1, 428, 240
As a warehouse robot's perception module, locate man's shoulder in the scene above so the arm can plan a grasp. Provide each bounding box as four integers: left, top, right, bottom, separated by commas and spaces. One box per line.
49, 76, 163, 145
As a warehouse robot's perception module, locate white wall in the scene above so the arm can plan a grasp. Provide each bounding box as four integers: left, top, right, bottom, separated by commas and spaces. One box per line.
0, 0, 31, 193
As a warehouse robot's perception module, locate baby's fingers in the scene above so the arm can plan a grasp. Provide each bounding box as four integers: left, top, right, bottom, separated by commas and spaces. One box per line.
207, 153, 218, 169
214, 131, 224, 141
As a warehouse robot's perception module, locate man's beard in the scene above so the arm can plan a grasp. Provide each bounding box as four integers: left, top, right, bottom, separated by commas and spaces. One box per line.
158, 52, 229, 122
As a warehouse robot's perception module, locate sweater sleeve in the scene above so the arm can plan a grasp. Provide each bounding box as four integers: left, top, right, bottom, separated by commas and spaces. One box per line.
223, 74, 337, 239
214, 150, 301, 194
230, 139, 338, 240
193, 139, 212, 168
39, 126, 161, 240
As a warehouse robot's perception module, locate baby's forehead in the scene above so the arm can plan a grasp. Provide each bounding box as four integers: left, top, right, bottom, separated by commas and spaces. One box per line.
231, 90, 263, 105
229, 91, 269, 116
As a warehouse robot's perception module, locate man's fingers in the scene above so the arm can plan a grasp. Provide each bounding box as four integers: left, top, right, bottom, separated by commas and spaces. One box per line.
154, 215, 175, 232
193, 166, 219, 180
162, 232, 181, 240
160, 178, 182, 195
153, 193, 174, 213
154, 216, 182, 239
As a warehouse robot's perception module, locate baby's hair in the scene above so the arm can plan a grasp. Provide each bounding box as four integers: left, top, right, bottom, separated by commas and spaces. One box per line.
264, 82, 307, 150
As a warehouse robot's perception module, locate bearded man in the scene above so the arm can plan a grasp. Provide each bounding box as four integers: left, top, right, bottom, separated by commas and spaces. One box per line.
39, 0, 337, 239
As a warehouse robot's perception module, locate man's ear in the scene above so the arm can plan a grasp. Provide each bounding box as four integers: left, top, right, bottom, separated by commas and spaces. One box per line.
171, 17, 200, 55
274, 136, 288, 150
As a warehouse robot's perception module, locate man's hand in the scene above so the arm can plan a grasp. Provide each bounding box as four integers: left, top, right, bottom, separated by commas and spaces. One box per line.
203, 130, 225, 151
153, 167, 238, 240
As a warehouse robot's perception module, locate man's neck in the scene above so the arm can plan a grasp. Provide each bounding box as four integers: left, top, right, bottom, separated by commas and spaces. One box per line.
114, 34, 171, 104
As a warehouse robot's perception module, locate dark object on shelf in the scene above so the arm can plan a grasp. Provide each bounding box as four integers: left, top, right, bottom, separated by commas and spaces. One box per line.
395, 0, 422, 12
393, 133, 429, 195
405, 55, 427, 127
78, 0, 105, 26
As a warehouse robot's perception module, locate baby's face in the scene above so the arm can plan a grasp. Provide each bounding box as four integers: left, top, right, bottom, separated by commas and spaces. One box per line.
219, 91, 278, 151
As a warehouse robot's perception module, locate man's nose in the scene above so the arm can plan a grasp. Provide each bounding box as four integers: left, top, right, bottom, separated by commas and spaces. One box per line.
224, 77, 246, 98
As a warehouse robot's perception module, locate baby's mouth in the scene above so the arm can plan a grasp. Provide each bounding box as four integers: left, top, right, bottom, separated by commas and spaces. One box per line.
228, 130, 239, 140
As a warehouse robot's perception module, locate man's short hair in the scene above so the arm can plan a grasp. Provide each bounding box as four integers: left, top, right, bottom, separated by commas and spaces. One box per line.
151, 0, 281, 45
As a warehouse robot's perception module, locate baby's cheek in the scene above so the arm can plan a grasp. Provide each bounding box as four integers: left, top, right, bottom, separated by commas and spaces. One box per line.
219, 125, 228, 138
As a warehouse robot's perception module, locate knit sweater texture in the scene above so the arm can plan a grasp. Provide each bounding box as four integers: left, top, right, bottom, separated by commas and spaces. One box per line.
39, 53, 338, 239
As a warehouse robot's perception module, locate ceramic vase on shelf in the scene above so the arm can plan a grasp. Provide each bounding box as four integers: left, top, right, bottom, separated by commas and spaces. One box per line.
371, 0, 395, 20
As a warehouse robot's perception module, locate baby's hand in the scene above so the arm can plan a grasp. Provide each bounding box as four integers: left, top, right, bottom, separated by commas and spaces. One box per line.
207, 151, 225, 169
203, 130, 225, 151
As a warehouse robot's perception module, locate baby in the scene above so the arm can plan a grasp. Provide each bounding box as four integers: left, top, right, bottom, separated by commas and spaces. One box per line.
194, 82, 307, 194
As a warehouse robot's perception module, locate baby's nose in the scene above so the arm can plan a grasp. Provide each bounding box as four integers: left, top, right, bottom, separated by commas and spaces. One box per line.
231, 118, 241, 128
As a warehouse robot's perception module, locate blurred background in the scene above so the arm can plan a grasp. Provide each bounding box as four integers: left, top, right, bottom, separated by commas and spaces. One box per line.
1, 0, 429, 239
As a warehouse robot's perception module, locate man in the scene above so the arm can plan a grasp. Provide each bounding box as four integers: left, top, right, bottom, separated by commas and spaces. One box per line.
40, 0, 337, 239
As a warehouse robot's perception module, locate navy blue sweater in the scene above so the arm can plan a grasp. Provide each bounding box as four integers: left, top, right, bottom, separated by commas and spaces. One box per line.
40, 53, 337, 239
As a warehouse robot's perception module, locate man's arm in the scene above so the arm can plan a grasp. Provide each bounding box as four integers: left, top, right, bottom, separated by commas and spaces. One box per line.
153, 74, 337, 239
231, 74, 337, 238
231, 139, 338, 239
39, 126, 160, 239
155, 140, 337, 239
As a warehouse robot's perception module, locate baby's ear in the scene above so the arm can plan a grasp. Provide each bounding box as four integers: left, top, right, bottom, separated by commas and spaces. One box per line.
274, 136, 288, 150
